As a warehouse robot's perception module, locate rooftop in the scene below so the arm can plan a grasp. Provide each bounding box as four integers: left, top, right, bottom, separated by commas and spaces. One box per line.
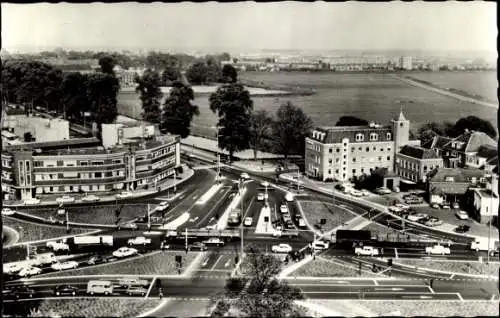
399, 145, 441, 160
474, 188, 498, 199
476, 145, 498, 160
442, 131, 496, 153
429, 167, 486, 183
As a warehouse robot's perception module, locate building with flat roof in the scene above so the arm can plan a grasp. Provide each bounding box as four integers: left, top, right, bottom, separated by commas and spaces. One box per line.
2, 114, 70, 145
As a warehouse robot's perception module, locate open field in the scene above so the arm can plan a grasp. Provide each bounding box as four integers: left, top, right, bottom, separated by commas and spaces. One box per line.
306, 300, 499, 317
39, 251, 197, 277
2, 217, 92, 244
395, 259, 499, 277
297, 200, 358, 232
4, 298, 161, 318
21, 204, 149, 225
290, 257, 379, 278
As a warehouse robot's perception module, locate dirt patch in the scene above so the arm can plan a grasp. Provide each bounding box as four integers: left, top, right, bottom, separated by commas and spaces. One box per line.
395, 259, 499, 277
290, 257, 379, 278
297, 200, 358, 233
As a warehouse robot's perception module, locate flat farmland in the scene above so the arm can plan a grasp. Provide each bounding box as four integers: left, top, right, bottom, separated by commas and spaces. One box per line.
118, 72, 496, 140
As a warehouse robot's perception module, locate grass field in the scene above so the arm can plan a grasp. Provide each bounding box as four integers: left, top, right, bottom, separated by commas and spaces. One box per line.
39, 251, 197, 277
297, 200, 358, 233
2, 217, 93, 244
21, 204, 149, 225
395, 259, 499, 277
5, 299, 161, 318
290, 257, 379, 278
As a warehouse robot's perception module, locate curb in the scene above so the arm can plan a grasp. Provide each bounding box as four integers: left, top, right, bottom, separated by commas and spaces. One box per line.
392, 261, 499, 280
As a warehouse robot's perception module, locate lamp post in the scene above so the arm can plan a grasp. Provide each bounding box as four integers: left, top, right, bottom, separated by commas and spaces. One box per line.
212, 126, 221, 184
239, 178, 244, 267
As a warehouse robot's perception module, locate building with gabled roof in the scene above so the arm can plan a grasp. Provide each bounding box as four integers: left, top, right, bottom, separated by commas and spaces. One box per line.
395, 145, 444, 183
427, 167, 487, 205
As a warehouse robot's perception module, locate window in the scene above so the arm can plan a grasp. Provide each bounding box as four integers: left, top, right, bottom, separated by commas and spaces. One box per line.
423, 165, 428, 171
57, 160, 64, 167
80, 161, 88, 166
336, 148, 340, 153
335, 158, 340, 163
95, 172, 102, 178
369, 133, 378, 141
91, 161, 104, 166
335, 169, 339, 174
387, 156, 391, 161
352, 169, 356, 174
329, 148, 333, 153
351, 147, 355, 152
328, 159, 332, 164
58, 173, 63, 179
358, 147, 362, 151
352, 158, 356, 163
343, 167, 346, 171
386, 132, 392, 140
361, 168, 364, 173
343, 155, 346, 159
113, 159, 122, 164
328, 169, 331, 174
378, 157, 382, 161
366, 147, 370, 152
373, 146, 376, 151
387, 147, 392, 152
343, 143, 347, 147
400, 123, 403, 127
34, 161, 43, 167
355, 133, 364, 141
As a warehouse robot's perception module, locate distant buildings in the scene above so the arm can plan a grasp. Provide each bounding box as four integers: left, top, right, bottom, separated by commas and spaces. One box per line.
399, 56, 413, 70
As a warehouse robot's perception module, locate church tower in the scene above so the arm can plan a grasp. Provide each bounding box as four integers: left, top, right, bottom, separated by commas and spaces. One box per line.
392, 109, 410, 152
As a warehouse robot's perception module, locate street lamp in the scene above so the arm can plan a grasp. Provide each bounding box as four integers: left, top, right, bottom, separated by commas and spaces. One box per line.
212, 125, 221, 184
262, 181, 269, 207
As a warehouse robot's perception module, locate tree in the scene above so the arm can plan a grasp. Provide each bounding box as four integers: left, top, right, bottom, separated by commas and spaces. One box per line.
86, 73, 120, 126
209, 83, 253, 163
354, 168, 388, 190
98, 55, 116, 75
272, 101, 313, 166
250, 110, 274, 160
221, 64, 238, 83
61, 72, 91, 121
205, 57, 222, 82
208, 245, 304, 317
135, 69, 163, 124
161, 67, 180, 85
336, 116, 368, 126
449, 116, 497, 139
186, 61, 209, 85
163, 81, 200, 138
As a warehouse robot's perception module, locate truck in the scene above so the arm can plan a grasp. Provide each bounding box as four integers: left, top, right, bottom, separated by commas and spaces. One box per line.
73, 235, 113, 247
354, 246, 379, 256
471, 238, 499, 255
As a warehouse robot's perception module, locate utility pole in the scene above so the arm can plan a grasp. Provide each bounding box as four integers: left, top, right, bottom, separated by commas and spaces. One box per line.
65, 209, 69, 232
487, 193, 493, 264
239, 178, 244, 265
173, 170, 177, 194
217, 128, 221, 184
147, 204, 151, 231
297, 169, 300, 193
184, 228, 188, 252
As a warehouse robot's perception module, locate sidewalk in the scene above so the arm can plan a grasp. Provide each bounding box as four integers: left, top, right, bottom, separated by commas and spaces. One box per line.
4, 165, 194, 208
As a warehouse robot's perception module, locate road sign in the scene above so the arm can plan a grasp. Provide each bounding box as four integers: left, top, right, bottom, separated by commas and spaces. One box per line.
175, 255, 182, 263
264, 216, 269, 223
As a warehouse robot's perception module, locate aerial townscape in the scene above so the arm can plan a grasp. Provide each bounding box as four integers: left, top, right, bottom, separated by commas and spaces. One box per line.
1, 2, 498, 318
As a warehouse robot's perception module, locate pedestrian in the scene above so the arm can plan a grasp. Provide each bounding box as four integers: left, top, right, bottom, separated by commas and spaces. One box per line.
159, 287, 163, 299
381, 248, 384, 256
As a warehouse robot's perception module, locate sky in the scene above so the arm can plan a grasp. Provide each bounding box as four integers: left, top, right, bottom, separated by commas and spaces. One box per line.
2, 2, 497, 53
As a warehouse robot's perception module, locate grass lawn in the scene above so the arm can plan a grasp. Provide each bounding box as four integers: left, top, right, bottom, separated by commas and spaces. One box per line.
290, 257, 379, 278
297, 200, 358, 233
39, 251, 197, 277
395, 259, 499, 277
2, 217, 94, 244
360, 221, 423, 242
21, 204, 149, 225
4, 298, 161, 318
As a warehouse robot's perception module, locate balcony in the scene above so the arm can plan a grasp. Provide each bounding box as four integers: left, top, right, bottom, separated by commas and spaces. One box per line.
34, 163, 125, 172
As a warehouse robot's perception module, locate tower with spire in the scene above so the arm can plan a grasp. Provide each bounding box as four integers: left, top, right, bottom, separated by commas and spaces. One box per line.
392, 107, 410, 152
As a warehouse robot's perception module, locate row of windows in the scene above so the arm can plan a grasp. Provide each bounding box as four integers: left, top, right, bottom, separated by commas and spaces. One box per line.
136, 146, 176, 161
327, 156, 391, 165
34, 159, 123, 168
327, 167, 377, 175
329, 146, 392, 154
34, 170, 125, 181
397, 159, 439, 172
355, 132, 391, 142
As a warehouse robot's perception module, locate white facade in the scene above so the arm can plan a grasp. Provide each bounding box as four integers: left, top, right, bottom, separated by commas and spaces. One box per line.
3, 115, 70, 142
101, 123, 157, 148
399, 56, 413, 70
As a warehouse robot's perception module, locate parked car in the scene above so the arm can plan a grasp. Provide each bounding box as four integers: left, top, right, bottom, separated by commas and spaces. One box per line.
24, 198, 41, 205
82, 194, 100, 202
389, 206, 403, 213
46, 241, 70, 252
431, 203, 440, 209
155, 201, 169, 211
272, 244, 293, 253
18, 266, 42, 277
188, 242, 207, 251
202, 238, 225, 247
123, 223, 138, 230
244, 217, 253, 227
56, 196, 75, 204
1, 208, 15, 216
257, 193, 268, 201
240, 172, 250, 180
112, 247, 138, 258
407, 213, 428, 222
312, 240, 329, 251
454, 224, 470, 233
8, 286, 36, 299
425, 244, 451, 255
417, 216, 431, 224
361, 189, 371, 196
350, 189, 363, 197
355, 246, 379, 256
425, 218, 443, 227
283, 214, 291, 223
118, 277, 149, 288
395, 203, 410, 210
127, 236, 152, 246
54, 285, 78, 296
452, 202, 460, 209
272, 229, 282, 237
3, 263, 24, 275
86, 255, 107, 265
116, 192, 132, 199
455, 210, 469, 220
279, 204, 289, 214
51, 261, 79, 271
285, 192, 294, 202
375, 187, 391, 195
285, 220, 294, 229
441, 202, 451, 209
126, 286, 148, 296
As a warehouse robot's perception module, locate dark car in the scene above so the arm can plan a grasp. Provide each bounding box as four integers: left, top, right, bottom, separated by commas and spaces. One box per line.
417, 216, 431, 224
86, 255, 107, 265
454, 224, 471, 233
125, 286, 148, 296
3, 288, 19, 301
10, 286, 36, 299
54, 285, 78, 296
188, 242, 207, 251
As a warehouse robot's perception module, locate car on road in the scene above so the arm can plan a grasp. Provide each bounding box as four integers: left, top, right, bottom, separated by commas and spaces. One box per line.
81, 194, 100, 202
54, 285, 78, 296
1, 208, 15, 216
354, 246, 379, 256
56, 196, 75, 204
202, 238, 225, 247
24, 198, 41, 205
272, 244, 293, 253
116, 192, 133, 199
312, 240, 329, 250
123, 223, 138, 230
244, 217, 253, 227
18, 266, 42, 277
441, 202, 451, 209
285, 220, 294, 229
87, 280, 113, 295
455, 210, 469, 220
188, 242, 208, 251
454, 224, 470, 233
361, 189, 371, 196
350, 189, 363, 197
407, 213, 428, 222
405, 196, 424, 204
86, 255, 107, 265
240, 172, 250, 180
112, 247, 138, 258
425, 217, 443, 227
51, 261, 79, 271
375, 187, 391, 195
279, 204, 289, 214
395, 203, 410, 210
282, 214, 292, 223
297, 218, 306, 228
5, 286, 36, 299
417, 216, 431, 225
425, 244, 451, 255
272, 229, 282, 237
126, 286, 148, 296
257, 193, 268, 201
3, 263, 24, 275
285, 192, 294, 202
155, 201, 169, 211
118, 277, 150, 288
46, 241, 70, 252
431, 203, 440, 209
127, 236, 152, 246
388, 206, 403, 213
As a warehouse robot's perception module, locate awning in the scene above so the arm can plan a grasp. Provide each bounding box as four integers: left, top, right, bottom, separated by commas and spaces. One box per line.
400, 179, 417, 185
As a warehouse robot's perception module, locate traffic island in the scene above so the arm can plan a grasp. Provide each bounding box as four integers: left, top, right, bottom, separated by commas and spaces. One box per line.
394, 259, 499, 278
288, 256, 381, 278
254, 205, 274, 235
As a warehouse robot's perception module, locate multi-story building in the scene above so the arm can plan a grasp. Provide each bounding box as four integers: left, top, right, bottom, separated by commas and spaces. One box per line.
305, 111, 415, 182
395, 145, 444, 183
3, 114, 70, 144
399, 56, 413, 70
1, 133, 180, 201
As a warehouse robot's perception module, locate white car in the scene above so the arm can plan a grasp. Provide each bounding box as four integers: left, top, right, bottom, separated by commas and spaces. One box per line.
355, 246, 379, 256
116, 192, 132, 199
113, 247, 138, 258
257, 193, 268, 201
388, 206, 403, 213
24, 198, 41, 205
350, 189, 363, 197
51, 261, 79, 271
395, 203, 410, 210
46, 241, 70, 252
361, 190, 371, 196
285, 192, 294, 202
425, 244, 451, 255
455, 210, 469, 220
244, 217, 253, 227
271, 243, 293, 253
280, 204, 289, 214
3, 263, 23, 274
18, 266, 42, 277
240, 172, 250, 180
1, 208, 15, 216
56, 196, 75, 204
81, 194, 100, 202
127, 237, 152, 246
155, 201, 169, 211
407, 213, 428, 222
272, 229, 282, 237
